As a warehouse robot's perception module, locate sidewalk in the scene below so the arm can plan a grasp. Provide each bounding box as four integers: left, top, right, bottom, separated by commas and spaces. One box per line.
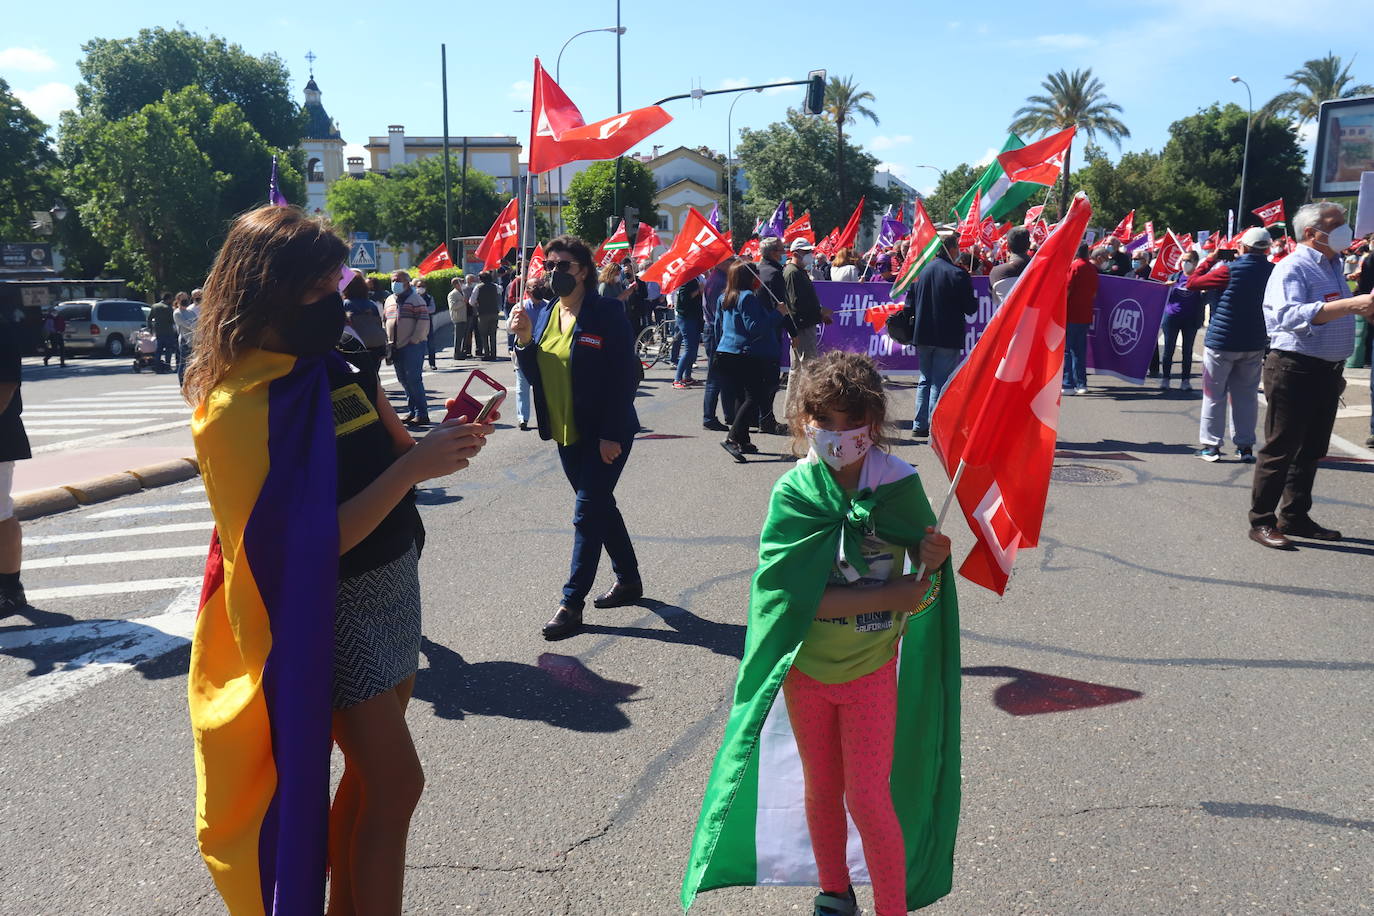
14, 445, 197, 497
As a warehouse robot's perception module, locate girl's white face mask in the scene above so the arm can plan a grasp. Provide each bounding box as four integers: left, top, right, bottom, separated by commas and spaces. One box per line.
805, 424, 873, 470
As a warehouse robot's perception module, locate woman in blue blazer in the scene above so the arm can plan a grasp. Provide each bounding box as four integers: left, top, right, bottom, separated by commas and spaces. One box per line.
510, 235, 643, 639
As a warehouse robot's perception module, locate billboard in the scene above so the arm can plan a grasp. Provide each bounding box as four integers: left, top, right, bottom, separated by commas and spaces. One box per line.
1313, 94, 1374, 197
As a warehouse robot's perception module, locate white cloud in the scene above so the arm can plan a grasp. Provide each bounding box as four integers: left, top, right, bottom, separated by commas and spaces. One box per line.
717, 77, 752, 91
1031, 33, 1094, 50
1296, 121, 1317, 149
762, 76, 794, 97
0, 47, 57, 73
508, 79, 531, 102
869, 134, 913, 152
14, 82, 75, 123
877, 161, 911, 181
973, 146, 999, 167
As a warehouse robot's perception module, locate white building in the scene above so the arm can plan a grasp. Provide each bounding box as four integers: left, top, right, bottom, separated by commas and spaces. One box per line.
300, 78, 344, 215
635, 147, 727, 250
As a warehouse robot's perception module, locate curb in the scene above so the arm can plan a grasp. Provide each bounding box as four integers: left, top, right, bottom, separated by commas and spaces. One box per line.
14, 457, 200, 522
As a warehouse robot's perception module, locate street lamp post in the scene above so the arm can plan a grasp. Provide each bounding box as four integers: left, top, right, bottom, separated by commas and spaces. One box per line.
1230, 75, 1253, 227
554, 25, 626, 235
727, 89, 763, 241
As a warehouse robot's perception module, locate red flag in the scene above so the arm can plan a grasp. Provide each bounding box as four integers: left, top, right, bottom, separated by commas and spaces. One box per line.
473, 197, 520, 269
996, 126, 1076, 186
1201, 231, 1219, 252
929, 192, 1093, 594
1175, 232, 1193, 254
783, 210, 816, 246
526, 243, 546, 284
595, 220, 630, 266
958, 188, 982, 251
739, 237, 761, 261
527, 58, 672, 175
1251, 199, 1285, 227
814, 226, 840, 257
896, 205, 905, 224
833, 196, 867, 251
787, 201, 795, 223
978, 216, 998, 248
631, 223, 661, 261
1022, 204, 1044, 227
417, 242, 453, 275
1029, 218, 1049, 247
1150, 230, 1184, 280
640, 207, 733, 295
1110, 209, 1135, 242
863, 301, 904, 332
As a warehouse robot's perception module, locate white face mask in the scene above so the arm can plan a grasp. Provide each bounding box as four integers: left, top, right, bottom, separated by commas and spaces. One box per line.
1319, 223, 1354, 253
805, 424, 873, 470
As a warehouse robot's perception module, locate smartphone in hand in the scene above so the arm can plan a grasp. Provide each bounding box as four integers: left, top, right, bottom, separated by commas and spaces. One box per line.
445, 369, 507, 424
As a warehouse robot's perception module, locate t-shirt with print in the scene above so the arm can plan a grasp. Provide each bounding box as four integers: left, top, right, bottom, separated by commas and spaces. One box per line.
792, 530, 906, 685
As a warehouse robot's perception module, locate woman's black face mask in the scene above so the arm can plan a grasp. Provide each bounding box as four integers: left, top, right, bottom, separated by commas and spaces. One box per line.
549, 269, 578, 299
275, 291, 346, 357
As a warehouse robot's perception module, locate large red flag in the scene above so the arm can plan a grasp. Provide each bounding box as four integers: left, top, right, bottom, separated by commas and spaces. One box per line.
958, 188, 982, 252
833, 196, 867, 251
929, 192, 1093, 595
473, 197, 520, 269
640, 207, 733, 295
814, 226, 840, 257
526, 243, 546, 284
783, 210, 816, 246
1110, 209, 1135, 242
416, 242, 453, 275
631, 223, 661, 261
996, 126, 1076, 186
1251, 199, 1286, 227
739, 237, 761, 261
1150, 229, 1184, 280
527, 58, 672, 175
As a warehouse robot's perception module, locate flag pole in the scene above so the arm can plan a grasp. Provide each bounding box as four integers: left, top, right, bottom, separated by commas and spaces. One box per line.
914, 458, 966, 581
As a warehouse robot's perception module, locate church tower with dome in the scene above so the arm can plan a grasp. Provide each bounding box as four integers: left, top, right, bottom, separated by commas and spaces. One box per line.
300, 56, 344, 215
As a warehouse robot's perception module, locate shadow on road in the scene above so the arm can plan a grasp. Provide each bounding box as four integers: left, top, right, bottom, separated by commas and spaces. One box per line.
413, 637, 640, 732
962, 665, 1143, 716
579, 599, 745, 660
1200, 801, 1374, 832
1056, 438, 1195, 456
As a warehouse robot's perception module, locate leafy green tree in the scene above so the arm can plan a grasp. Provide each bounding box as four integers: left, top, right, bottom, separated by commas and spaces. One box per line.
919, 163, 983, 227
1072, 146, 1164, 231
0, 77, 57, 241
1260, 52, 1374, 127
823, 75, 879, 212
76, 27, 301, 149
326, 172, 390, 239
1009, 68, 1130, 213
736, 110, 899, 244
564, 159, 657, 245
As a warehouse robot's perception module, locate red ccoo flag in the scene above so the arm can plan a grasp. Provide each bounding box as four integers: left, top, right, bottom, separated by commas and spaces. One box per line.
526, 243, 546, 284
474, 197, 520, 269
833, 196, 867, 251
527, 58, 672, 175
996, 126, 1076, 186
783, 210, 816, 246
1251, 199, 1286, 227
958, 188, 982, 252
640, 207, 734, 295
1022, 204, 1044, 227
417, 242, 453, 275
631, 223, 661, 261
929, 192, 1093, 594
1150, 229, 1184, 281
814, 226, 840, 257
1110, 209, 1135, 242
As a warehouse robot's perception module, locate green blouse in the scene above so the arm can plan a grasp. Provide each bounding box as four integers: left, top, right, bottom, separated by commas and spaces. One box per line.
536, 305, 579, 446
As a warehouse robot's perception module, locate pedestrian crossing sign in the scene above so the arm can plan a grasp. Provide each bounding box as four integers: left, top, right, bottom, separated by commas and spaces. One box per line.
348, 241, 377, 269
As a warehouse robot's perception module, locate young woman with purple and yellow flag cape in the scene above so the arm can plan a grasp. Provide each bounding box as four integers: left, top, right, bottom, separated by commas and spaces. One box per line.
681, 447, 962, 912
190, 346, 339, 915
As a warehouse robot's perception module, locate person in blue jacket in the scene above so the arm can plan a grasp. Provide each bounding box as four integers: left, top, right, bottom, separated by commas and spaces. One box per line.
509, 235, 644, 640
715, 260, 788, 462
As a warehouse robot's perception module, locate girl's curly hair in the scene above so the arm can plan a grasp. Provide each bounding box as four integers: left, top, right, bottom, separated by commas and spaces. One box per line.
788, 350, 890, 454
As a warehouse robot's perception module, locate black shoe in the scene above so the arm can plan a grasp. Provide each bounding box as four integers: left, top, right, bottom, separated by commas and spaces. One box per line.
761, 421, 789, 436
813, 885, 857, 916
542, 606, 583, 640
1278, 518, 1342, 541
721, 439, 746, 462
519, 421, 530, 431
593, 581, 643, 608
703, 418, 728, 432
912, 426, 930, 438
740, 442, 759, 454
0, 585, 26, 618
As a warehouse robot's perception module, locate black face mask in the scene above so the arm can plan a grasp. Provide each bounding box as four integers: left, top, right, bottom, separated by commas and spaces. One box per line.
550, 269, 578, 299
275, 291, 346, 357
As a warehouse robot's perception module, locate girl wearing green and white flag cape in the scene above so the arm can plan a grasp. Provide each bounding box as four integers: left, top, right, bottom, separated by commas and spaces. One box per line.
683, 351, 962, 916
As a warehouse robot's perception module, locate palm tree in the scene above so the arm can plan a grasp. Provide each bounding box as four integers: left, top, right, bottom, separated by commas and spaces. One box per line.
824, 75, 879, 212
1259, 52, 1374, 127
1009, 68, 1129, 214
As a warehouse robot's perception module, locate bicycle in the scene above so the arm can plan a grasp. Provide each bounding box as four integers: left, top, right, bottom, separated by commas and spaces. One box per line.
635, 312, 679, 369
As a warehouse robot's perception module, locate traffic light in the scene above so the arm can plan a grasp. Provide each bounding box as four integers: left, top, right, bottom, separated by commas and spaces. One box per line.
623, 205, 640, 247
803, 70, 827, 116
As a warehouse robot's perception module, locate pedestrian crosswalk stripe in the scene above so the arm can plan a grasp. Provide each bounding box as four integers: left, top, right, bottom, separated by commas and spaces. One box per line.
87, 500, 209, 519
26, 544, 207, 569
30, 420, 191, 455
24, 521, 212, 546
179, 484, 205, 494
23, 418, 162, 427
24, 406, 189, 415
23, 427, 94, 437
24, 577, 200, 600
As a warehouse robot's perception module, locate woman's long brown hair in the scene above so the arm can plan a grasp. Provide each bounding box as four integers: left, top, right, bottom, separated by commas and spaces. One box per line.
721, 259, 756, 311
183, 206, 348, 406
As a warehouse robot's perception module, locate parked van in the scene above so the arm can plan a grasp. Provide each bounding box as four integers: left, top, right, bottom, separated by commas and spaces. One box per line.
55, 299, 151, 357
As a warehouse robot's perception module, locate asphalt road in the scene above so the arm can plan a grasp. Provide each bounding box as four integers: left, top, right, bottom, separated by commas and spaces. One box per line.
2, 348, 1371, 915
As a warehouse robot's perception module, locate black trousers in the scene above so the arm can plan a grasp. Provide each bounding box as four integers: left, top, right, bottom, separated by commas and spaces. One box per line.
1249, 350, 1345, 529
717, 351, 775, 446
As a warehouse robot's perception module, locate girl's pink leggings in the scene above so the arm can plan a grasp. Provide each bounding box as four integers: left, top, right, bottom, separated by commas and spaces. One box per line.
783, 657, 907, 916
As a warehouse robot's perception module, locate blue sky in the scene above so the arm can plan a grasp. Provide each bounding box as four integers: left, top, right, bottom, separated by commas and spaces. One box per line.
4, 0, 1366, 195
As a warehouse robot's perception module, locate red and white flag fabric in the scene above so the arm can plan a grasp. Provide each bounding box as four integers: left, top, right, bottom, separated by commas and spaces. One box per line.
417, 242, 453, 275
978, 216, 998, 249
631, 223, 661, 261
1022, 205, 1044, 227
1110, 209, 1135, 242
1029, 218, 1049, 248
640, 207, 733, 295
834, 196, 867, 251
1143, 221, 1156, 251
526, 243, 546, 284
814, 226, 840, 257
889, 198, 941, 298
1175, 232, 1194, 254
527, 58, 672, 175
1201, 231, 1220, 253
995, 126, 1075, 186
958, 188, 982, 252
783, 211, 816, 246
929, 191, 1093, 595
1150, 229, 1184, 280
739, 237, 761, 261
1252, 199, 1286, 227
473, 197, 520, 269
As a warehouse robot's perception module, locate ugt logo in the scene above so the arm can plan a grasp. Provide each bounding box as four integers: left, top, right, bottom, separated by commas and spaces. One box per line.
1109, 298, 1144, 356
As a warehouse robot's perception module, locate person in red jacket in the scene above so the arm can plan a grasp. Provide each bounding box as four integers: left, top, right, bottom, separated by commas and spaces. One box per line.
1186, 246, 1236, 323
1064, 244, 1106, 394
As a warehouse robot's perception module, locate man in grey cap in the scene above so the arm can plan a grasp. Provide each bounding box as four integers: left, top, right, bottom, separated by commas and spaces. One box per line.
1197, 227, 1274, 463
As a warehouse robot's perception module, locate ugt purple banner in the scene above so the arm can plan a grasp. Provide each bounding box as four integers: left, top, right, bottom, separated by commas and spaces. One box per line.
804, 276, 1168, 384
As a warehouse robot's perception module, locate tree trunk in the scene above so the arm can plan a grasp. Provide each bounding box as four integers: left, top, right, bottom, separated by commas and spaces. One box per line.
836, 120, 847, 214
1058, 140, 1073, 217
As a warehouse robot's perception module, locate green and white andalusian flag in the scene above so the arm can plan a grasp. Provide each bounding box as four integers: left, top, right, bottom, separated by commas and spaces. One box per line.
681, 450, 962, 912
952, 134, 1043, 222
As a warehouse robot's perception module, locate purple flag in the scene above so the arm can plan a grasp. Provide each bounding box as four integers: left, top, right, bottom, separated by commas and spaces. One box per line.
269, 155, 289, 207
706, 202, 721, 231
762, 200, 787, 240
878, 215, 907, 248
1123, 229, 1150, 254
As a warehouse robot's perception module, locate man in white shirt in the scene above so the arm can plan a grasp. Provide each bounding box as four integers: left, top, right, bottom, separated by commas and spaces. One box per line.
448, 277, 471, 359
